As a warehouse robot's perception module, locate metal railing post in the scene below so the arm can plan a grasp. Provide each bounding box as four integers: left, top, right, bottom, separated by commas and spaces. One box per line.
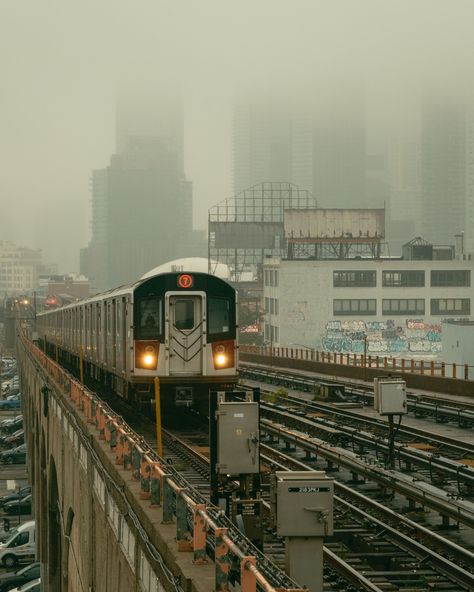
150, 463, 162, 506
193, 505, 208, 564
162, 477, 174, 524
215, 528, 230, 592
139, 456, 151, 500
176, 490, 192, 551
241, 557, 257, 592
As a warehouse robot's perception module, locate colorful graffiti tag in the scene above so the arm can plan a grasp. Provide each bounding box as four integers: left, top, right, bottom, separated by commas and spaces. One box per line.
322, 319, 442, 355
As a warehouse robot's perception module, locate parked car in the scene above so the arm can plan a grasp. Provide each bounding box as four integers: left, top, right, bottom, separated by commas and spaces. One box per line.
0, 562, 39, 591
0, 521, 35, 567
0, 418, 23, 435
0, 431, 24, 450
3, 496, 31, 516
0, 399, 20, 411
0, 445, 26, 465
8, 579, 40, 592
0, 487, 31, 510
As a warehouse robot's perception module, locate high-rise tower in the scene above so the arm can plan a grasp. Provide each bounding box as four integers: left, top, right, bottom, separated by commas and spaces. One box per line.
81, 89, 201, 291
421, 96, 467, 246
232, 89, 366, 207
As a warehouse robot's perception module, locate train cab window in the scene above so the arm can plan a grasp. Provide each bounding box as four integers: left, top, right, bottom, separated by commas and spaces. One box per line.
138, 298, 162, 339
208, 298, 230, 335
174, 299, 194, 330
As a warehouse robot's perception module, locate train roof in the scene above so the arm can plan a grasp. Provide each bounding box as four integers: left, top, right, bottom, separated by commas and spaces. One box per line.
37, 269, 234, 315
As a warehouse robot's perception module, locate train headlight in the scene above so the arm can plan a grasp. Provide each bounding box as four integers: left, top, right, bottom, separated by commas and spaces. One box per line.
135, 341, 159, 370
212, 341, 234, 370
215, 353, 227, 367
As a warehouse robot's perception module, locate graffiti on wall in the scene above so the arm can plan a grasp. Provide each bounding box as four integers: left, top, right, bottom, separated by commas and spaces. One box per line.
322, 319, 442, 355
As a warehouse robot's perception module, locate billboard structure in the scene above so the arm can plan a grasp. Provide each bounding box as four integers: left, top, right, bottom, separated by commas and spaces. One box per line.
285, 208, 385, 259
208, 182, 316, 280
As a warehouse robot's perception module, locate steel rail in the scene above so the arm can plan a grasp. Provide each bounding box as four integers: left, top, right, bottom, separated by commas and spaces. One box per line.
240, 362, 474, 425
260, 402, 474, 488
261, 419, 474, 529
241, 366, 474, 456
261, 446, 474, 591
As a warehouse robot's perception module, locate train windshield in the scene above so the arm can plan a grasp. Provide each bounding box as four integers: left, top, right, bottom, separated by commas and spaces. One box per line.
137, 298, 162, 339
208, 297, 230, 335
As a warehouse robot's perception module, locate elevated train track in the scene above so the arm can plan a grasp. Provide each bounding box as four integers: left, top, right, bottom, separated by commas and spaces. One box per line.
239, 363, 474, 428
93, 372, 474, 591
24, 330, 474, 591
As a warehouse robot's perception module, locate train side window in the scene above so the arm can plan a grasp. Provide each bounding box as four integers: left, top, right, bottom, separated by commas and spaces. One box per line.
174, 299, 194, 330
138, 298, 162, 339
208, 298, 230, 335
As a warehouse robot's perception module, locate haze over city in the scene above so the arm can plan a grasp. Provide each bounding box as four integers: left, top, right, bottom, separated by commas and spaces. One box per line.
2, 1, 474, 271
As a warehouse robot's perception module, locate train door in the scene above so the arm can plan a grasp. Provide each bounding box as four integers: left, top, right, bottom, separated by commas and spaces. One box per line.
168, 295, 203, 375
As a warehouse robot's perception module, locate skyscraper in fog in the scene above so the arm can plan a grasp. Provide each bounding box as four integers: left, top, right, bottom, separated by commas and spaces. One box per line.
116, 90, 184, 171
232, 89, 366, 208
81, 90, 203, 291
310, 91, 366, 208
233, 95, 292, 195
421, 96, 467, 246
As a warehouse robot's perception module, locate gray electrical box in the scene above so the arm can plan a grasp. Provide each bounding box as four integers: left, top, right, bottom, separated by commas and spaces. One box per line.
374, 378, 407, 415
216, 401, 259, 474
274, 471, 334, 537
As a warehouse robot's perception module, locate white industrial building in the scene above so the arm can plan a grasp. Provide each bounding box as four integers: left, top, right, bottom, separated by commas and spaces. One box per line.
441, 320, 474, 366
263, 225, 473, 358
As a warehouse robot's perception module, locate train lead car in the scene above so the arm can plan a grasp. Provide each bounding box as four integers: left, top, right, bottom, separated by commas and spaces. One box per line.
36, 270, 239, 414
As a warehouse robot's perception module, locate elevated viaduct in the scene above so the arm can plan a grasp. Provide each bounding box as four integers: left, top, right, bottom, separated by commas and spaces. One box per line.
17, 332, 291, 592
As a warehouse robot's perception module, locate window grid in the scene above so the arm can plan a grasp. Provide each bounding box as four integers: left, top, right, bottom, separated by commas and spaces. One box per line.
382, 270, 425, 287
430, 270, 471, 287
333, 271, 376, 287
382, 299, 425, 315
430, 299, 470, 315
333, 299, 377, 316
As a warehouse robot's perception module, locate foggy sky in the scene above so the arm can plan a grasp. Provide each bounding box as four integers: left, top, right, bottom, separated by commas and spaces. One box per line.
2, 1, 474, 272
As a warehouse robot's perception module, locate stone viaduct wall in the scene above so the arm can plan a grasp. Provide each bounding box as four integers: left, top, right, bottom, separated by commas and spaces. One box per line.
16, 335, 216, 592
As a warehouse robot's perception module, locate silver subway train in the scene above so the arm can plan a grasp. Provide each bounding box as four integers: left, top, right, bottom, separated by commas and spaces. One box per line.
36, 271, 238, 412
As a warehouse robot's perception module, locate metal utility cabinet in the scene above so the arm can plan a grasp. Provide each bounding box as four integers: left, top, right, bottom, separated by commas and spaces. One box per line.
374, 377, 407, 415
216, 400, 259, 475
273, 471, 334, 592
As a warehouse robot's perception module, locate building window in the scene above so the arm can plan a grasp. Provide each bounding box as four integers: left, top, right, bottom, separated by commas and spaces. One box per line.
107, 495, 120, 535
269, 298, 278, 314
382, 299, 425, 315
264, 297, 269, 313
93, 468, 106, 507
333, 299, 376, 315
270, 325, 279, 342
431, 270, 471, 287
382, 270, 425, 287
121, 520, 136, 570
431, 299, 470, 315
333, 270, 376, 287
